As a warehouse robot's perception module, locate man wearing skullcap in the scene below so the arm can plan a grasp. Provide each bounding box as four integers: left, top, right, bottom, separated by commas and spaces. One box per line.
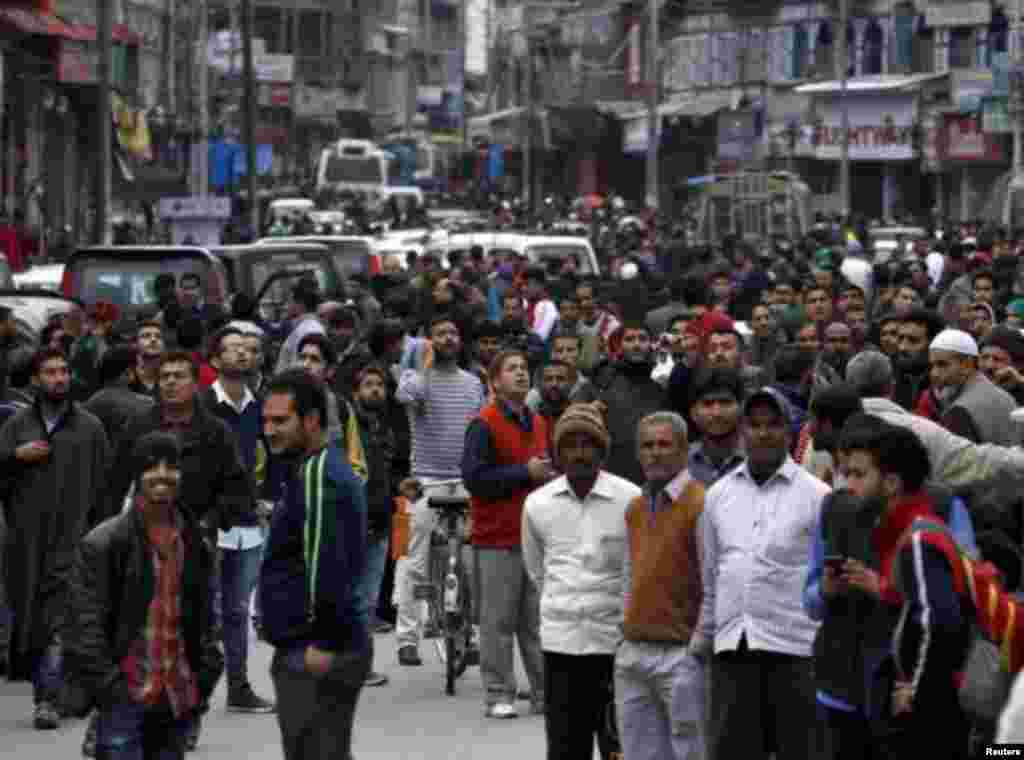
523, 403, 642, 760
928, 328, 1019, 445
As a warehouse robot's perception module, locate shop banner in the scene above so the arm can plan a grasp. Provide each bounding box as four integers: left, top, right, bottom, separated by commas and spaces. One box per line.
953, 69, 994, 112
812, 94, 915, 161
983, 97, 1011, 133
942, 113, 1005, 162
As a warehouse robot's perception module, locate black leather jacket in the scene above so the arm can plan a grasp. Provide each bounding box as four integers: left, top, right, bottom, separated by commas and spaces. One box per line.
63, 506, 224, 714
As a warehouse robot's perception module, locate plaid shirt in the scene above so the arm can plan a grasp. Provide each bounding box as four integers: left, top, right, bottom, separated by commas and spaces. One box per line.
119, 501, 199, 717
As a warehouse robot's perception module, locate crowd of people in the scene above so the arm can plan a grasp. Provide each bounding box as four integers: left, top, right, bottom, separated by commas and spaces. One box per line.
5, 219, 1024, 760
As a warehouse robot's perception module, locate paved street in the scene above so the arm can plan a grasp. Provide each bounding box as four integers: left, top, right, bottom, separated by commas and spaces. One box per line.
0, 632, 547, 759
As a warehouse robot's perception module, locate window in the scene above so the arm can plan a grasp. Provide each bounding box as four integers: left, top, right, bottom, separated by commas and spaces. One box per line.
989, 9, 1009, 65
863, 19, 884, 75
298, 10, 324, 57
912, 15, 934, 73
254, 6, 287, 53
949, 27, 974, 68
815, 21, 834, 77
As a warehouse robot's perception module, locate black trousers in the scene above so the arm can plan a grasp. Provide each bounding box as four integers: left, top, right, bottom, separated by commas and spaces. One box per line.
270, 644, 371, 760
825, 705, 875, 760
710, 645, 820, 760
543, 651, 617, 760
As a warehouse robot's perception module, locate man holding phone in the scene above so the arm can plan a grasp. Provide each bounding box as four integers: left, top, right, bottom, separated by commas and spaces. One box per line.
463, 349, 554, 718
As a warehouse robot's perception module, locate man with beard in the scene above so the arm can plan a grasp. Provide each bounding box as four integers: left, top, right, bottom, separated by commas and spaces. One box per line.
350, 364, 397, 682
979, 326, 1024, 404
706, 327, 763, 398
927, 329, 1018, 445
470, 322, 504, 388
84, 345, 155, 446
822, 323, 855, 378
687, 367, 746, 487
463, 350, 552, 718
573, 322, 666, 486
319, 303, 371, 398
393, 317, 484, 666
892, 307, 945, 411
527, 332, 592, 411
0, 348, 110, 729
200, 327, 276, 714
260, 369, 371, 760
523, 404, 642, 758
535, 360, 574, 440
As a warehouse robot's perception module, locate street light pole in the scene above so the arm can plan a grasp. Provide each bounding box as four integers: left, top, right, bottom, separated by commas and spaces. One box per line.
1007, 0, 1023, 226
95, 0, 112, 244
241, 0, 259, 233
645, 0, 659, 211
838, 0, 850, 220
197, 0, 209, 196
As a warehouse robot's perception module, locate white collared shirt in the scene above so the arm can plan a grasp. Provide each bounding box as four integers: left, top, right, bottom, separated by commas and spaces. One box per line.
211, 380, 265, 551
697, 456, 829, 657
523, 471, 643, 655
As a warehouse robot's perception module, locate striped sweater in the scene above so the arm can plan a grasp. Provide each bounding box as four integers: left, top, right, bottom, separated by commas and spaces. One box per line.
396, 366, 485, 479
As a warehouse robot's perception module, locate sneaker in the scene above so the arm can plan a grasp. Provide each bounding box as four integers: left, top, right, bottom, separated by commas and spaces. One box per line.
33, 700, 60, 730
485, 702, 519, 719
185, 717, 201, 751
227, 683, 276, 713
398, 645, 423, 666
365, 670, 389, 686
82, 712, 98, 756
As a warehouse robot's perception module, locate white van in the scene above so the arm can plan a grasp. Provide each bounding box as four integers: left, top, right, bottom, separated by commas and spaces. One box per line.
427, 233, 600, 275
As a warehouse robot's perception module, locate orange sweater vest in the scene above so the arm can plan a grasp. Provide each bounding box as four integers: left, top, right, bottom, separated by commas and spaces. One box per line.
623, 479, 705, 644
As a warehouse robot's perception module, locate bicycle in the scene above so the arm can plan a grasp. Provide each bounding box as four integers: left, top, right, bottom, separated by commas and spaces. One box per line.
412, 479, 475, 696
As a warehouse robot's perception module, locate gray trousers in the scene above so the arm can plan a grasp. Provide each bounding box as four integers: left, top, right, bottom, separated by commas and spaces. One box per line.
614, 639, 706, 760
475, 547, 544, 707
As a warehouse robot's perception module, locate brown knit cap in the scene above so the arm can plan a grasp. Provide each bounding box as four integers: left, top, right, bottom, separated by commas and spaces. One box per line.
553, 403, 610, 453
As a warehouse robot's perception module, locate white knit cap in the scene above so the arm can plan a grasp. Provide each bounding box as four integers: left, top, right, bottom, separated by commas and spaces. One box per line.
930, 328, 979, 357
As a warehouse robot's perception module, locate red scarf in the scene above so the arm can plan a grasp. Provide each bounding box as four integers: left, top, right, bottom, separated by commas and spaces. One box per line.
873, 490, 938, 606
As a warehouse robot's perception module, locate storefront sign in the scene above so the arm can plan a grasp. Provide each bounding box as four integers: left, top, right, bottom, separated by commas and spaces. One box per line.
294, 85, 365, 120
257, 83, 291, 108
953, 69, 994, 112
924, 1, 990, 27
983, 97, 1011, 133
942, 113, 1004, 161
158, 196, 232, 220
812, 94, 916, 161
717, 110, 758, 161
57, 39, 98, 84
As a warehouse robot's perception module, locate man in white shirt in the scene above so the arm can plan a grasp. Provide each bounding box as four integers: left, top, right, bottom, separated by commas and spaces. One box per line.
693, 387, 830, 760
523, 403, 642, 760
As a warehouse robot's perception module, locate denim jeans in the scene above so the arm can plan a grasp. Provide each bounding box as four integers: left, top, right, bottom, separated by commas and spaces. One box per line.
95, 698, 190, 760
221, 545, 263, 688
358, 536, 389, 624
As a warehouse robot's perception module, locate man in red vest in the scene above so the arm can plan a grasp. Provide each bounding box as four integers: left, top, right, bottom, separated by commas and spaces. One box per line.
462, 349, 556, 719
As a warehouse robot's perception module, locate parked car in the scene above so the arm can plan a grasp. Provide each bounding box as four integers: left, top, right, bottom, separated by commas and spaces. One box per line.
61, 246, 229, 324
0, 289, 77, 348
256, 235, 383, 279
13, 262, 63, 293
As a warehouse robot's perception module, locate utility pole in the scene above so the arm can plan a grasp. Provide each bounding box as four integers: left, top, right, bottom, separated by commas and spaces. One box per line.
196, 0, 209, 196
1007, 0, 1023, 226
523, 33, 534, 215
838, 0, 850, 220
241, 0, 259, 233
461, 0, 470, 152
95, 0, 112, 244
645, 0, 659, 211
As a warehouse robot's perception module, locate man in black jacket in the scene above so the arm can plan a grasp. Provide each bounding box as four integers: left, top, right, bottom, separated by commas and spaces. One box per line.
107, 351, 251, 532
106, 350, 251, 749
351, 364, 397, 683
66, 432, 223, 760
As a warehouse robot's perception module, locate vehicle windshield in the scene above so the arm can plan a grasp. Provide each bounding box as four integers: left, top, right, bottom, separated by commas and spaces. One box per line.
74, 257, 208, 307
324, 240, 372, 278
325, 155, 383, 184
526, 245, 594, 274
249, 256, 331, 294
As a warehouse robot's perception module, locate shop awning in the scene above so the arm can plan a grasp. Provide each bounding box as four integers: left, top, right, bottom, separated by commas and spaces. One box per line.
794, 72, 947, 95
0, 6, 140, 44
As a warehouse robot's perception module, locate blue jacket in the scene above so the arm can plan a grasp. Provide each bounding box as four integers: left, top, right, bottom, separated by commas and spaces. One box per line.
259, 441, 370, 654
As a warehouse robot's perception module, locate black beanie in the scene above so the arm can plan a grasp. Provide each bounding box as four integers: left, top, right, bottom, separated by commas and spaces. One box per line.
131, 431, 181, 482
